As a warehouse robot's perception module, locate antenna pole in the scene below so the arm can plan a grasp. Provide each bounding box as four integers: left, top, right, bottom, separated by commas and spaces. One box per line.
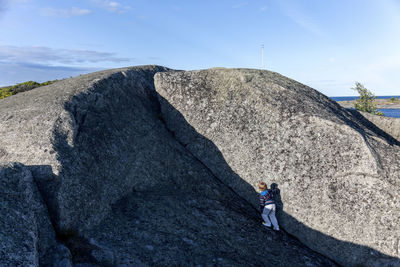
261, 44, 265, 69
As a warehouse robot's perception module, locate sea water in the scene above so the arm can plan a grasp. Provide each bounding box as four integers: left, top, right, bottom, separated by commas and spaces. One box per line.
376, 109, 400, 118
330, 96, 400, 118
330, 96, 400, 101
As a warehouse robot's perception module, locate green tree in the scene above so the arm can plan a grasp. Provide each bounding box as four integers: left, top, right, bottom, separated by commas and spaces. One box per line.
352, 82, 383, 116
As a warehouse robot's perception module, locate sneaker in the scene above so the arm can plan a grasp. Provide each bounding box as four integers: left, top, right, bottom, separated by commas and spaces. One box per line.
262, 222, 272, 228
273, 228, 280, 231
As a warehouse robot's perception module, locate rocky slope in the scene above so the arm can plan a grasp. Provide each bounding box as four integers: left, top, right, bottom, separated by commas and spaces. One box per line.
357, 111, 400, 141
155, 68, 400, 266
0, 66, 337, 266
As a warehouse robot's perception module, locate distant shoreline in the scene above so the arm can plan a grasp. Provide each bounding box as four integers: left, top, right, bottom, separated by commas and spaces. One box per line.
336, 99, 400, 109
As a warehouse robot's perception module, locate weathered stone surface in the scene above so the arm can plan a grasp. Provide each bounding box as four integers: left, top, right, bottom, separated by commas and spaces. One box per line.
154, 68, 400, 266
0, 65, 170, 232
359, 111, 400, 141
0, 163, 71, 266
0, 66, 336, 266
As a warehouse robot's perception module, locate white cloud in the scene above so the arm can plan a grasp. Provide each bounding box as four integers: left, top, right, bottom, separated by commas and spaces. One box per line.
40, 7, 91, 18
0, 61, 99, 86
0, 45, 131, 65
7, 0, 31, 3
1, 0, 33, 17
0, 45, 132, 85
90, 0, 131, 13
5, 0, 30, 4
232, 2, 248, 9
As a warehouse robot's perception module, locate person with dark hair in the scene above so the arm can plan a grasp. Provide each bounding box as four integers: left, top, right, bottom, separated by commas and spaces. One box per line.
258, 181, 280, 231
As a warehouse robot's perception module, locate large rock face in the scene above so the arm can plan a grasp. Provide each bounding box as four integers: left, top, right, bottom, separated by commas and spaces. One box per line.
0, 65, 171, 232
154, 68, 400, 266
0, 66, 336, 266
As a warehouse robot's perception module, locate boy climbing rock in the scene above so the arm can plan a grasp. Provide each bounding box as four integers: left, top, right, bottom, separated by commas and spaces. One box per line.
258, 181, 280, 231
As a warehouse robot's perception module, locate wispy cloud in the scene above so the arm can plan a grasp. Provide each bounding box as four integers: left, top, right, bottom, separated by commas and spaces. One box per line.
278, 1, 327, 37
0, 61, 100, 85
4, 61, 98, 72
0, 45, 131, 65
90, 0, 131, 13
7, 0, 32, 3
40, 7, 91, 18
232, 2, 248, 9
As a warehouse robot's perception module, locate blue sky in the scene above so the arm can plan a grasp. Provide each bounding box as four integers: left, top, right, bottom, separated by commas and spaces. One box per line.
0, 0, 399, 96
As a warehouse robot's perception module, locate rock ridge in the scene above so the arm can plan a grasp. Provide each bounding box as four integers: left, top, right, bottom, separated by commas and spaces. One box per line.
1, 66, 399, 266
0, 66, 338, 266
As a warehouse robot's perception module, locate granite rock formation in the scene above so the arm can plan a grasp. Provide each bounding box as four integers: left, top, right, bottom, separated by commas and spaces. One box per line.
0, 66, 337, 266
155, 68, 400, 266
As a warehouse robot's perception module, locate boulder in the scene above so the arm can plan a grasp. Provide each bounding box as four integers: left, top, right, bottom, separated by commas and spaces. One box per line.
154, 68, 400, 266
0, 163, 71, 266
0, 66, 336, 266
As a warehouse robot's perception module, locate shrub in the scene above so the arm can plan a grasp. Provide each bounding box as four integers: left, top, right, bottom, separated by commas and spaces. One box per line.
0, 79, 59, 100
351, 82, 383, 116
389, 96, 400, 103
0, 87, 13, 99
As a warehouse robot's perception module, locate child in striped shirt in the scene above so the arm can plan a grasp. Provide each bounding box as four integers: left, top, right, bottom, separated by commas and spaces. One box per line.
258, 181, 280, 231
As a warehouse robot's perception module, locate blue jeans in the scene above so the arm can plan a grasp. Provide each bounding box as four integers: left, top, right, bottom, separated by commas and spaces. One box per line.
262, 204, 279, 230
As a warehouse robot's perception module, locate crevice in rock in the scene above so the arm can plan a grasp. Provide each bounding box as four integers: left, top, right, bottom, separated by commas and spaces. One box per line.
70, 103, 87, 142
30, 164, 113, 266
32, 172, 111, 266
56, 230, 108, 266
